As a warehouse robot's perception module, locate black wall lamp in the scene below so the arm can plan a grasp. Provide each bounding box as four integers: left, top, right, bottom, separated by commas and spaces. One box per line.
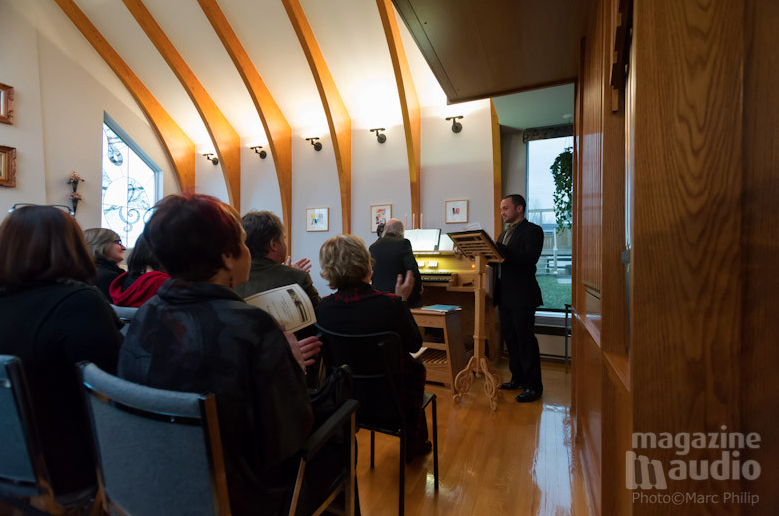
446, 115, 463, 133
202, 153, 219, 165
250, 145, 267, 159
370, 128, 387, 144
306, 137, 322, 151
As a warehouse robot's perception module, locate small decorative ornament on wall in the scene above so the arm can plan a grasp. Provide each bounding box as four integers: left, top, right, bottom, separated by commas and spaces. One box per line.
445, 199, 468, 223
0, 83, 13, 125
0, 146, 17, 187
305, 207, 329, 232
67, 172, 85, 214
370, 203, 392, 233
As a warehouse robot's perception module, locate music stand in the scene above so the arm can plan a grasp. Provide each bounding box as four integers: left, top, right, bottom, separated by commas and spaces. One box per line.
447, 230, 504, 410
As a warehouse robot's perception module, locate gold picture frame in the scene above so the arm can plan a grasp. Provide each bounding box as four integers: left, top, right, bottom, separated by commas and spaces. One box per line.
445, 199, 469, 223
0, 146, 18, 188
0, 83, 14, 125
370, 203, 391, 233
305, 207, 329, 232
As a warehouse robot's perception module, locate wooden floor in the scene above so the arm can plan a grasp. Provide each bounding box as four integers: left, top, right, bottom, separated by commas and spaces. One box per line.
355, 360, 591, 516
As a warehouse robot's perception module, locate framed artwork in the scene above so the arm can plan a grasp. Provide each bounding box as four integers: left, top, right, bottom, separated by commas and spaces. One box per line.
306, 207, 329, 232
445, 199, 468, 223
0, 84, 13, 125
0, 146, 17, 187
370, 203, 391, 233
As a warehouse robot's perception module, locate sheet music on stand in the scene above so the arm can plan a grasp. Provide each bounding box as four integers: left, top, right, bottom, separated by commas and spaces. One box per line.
447, 230, 504, 263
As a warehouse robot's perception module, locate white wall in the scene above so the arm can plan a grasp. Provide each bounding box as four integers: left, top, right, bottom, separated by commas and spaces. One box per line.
0, 0, 178, 226
0, 1, 47, 212
420, 102, 494, 233
501, 127, 527, 200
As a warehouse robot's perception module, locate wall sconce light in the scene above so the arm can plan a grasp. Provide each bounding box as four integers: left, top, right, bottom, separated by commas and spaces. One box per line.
250, 146, 267, 159
306, 137, 322, 151
445, 115, 463, 133
370, 128, 387, 144
203, 153, 219, 165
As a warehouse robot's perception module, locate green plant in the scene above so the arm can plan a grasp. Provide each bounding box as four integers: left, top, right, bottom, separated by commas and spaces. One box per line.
550, 146, 573, 234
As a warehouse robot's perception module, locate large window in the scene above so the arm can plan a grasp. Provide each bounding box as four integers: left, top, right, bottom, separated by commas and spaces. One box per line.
101, 116, 160, 248
527, 136, 573, 311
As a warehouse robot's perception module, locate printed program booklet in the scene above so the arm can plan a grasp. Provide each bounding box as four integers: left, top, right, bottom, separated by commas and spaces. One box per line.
244, 283, 316, 332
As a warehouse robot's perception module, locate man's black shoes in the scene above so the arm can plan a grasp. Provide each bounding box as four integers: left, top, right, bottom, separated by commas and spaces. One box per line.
515, 388, 542, 403
500, 379, 524, 390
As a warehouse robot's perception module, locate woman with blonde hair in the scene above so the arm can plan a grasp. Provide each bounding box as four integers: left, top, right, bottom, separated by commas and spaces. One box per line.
83, 227, 126, 299
316, 234, 431, 461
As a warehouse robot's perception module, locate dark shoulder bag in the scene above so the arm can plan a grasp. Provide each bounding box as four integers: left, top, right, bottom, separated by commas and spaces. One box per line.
309, 364, 353, 429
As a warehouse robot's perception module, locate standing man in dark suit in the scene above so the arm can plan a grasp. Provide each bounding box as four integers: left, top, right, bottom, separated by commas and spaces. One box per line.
369, 218, 422, 307
495, 194, 545, 402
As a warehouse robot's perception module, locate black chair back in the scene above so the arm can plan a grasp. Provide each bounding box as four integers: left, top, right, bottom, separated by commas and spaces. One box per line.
315, 325, 406, 434
0, 355, 51, 500
79, 362, 230, 516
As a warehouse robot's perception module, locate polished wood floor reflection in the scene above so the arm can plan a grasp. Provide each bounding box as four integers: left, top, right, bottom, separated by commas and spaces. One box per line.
355, 360, 591, 516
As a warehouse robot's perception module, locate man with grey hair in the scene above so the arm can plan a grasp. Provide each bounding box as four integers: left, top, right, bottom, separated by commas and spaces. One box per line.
369, 218, 422, 307
235, 210, 321, 308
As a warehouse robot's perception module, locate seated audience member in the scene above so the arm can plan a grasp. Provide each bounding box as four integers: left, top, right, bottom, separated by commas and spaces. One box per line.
109, 234, 170, 307
316, 234, 431, 461
0, 205, 122, 496
369, 218, 422, 307
84, 227, 126, 299
117, 194, 333, 516
235, 210, 320, 308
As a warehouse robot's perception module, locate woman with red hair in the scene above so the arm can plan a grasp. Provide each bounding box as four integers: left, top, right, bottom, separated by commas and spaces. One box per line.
117, 193, 329, 516
0, 205, 122, 497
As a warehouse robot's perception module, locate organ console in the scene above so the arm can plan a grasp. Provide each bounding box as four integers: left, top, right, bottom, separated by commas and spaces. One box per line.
414, 230, 504, 410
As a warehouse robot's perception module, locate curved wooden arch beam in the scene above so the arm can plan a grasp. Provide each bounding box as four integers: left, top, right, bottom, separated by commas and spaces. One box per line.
490, 100, 502, 239
376, 0, 421, 228
197, 0, 293, 248
121, 0, 242, 211
282, 0, 352, 233
53, 0, 195, 194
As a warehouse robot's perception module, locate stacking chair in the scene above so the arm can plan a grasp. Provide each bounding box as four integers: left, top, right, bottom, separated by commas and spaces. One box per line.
314, 325, 438, 516
78, 362, 358, 516
0, 355, 96, 516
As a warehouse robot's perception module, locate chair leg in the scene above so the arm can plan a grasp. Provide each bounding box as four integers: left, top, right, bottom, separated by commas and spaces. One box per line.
399, 434, 405, 516
370, 430, 375, 468
432, 397, 439, 490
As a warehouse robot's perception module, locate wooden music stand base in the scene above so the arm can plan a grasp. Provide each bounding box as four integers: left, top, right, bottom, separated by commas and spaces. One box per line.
453, 355, 502, 411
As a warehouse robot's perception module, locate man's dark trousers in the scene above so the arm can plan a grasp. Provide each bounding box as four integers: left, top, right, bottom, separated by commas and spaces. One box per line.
499, 302, 542, 391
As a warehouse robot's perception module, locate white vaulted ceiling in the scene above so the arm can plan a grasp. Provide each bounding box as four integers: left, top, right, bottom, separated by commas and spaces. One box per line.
67, 0, 577, 148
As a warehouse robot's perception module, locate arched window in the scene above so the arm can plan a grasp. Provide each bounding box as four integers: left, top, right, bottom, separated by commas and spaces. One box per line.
101, 114, 160, 248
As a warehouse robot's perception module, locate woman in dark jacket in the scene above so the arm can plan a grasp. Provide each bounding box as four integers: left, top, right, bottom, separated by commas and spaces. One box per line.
84, 227, 125, 299
117, 193, 330, 516
109, 233, 170, 307
0, 205, 122, 496
316, 234, 431, 461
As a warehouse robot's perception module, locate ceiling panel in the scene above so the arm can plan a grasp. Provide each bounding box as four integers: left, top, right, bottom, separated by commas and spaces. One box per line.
74, 0, 210, 144
492, 83, 575, 130
218, 0, 326, 134
300, 0, 402, 130
393, 0, 578, 103
141, 0, 262, 142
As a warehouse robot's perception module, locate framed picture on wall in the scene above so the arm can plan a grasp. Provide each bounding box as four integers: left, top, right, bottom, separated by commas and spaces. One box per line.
0, 84, 14, 125
305, 207, 329, 232
0, 146, 17, 187
370, 203, 391, 233
445, 199, 468, 223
